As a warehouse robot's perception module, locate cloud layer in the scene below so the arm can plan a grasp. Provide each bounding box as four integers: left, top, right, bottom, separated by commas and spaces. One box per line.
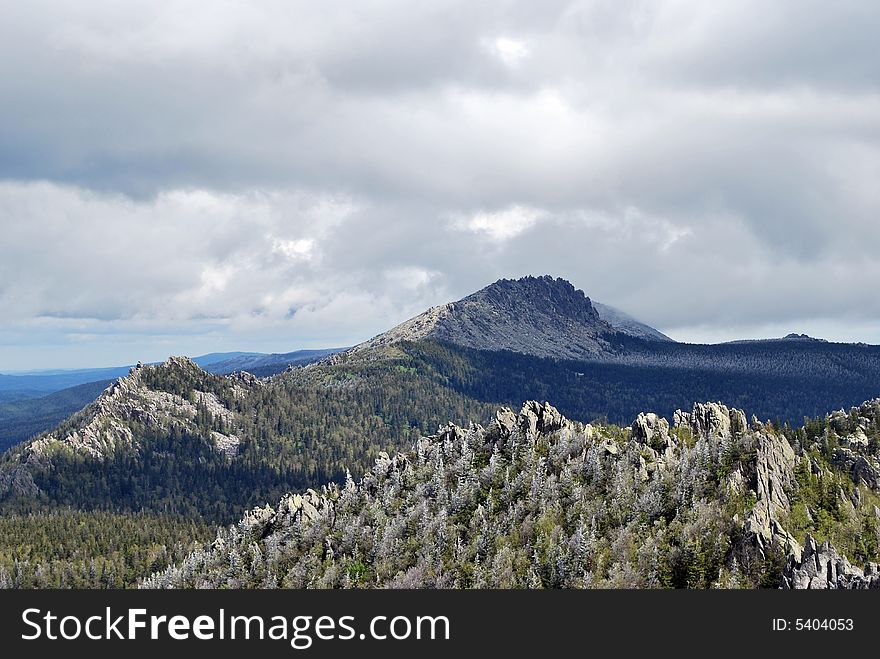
1, 1, 878, 367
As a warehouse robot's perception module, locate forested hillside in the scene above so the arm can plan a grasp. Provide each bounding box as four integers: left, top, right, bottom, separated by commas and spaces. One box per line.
400, 339, 880, 425
144, 399, 880, 589
0, 510, 214, 588
3, 276, 880, 590
4, 332, 880, 526
0, 356, 495, 524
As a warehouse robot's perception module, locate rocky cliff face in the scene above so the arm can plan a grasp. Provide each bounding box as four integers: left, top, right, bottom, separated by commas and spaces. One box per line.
351, 275, 621, 360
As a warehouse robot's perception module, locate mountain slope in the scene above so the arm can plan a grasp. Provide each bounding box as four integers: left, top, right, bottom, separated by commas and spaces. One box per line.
396, 339, 880, 426
3, 274, 880, 588
0, 348, 348, 454
0, 358, 305, 521
353, 275, 617, 359
593, 301, 673, 342
0, 354, 496, 522
143, 399, 880, 589
0, 379, 113, 453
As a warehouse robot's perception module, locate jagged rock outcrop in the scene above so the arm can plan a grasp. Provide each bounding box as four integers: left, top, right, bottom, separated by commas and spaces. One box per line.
744, 430, 802, 561
674, 402, 747, 440
631, 413, 674, 454
674, 401, 801, 559
24, 357, 242, 461
489, 408, 518, 439
783, 535, 880, 589
630, 412, 677, 481
350, 275, 621, 360
832, 448, 880, 490
517, 400, 566, 438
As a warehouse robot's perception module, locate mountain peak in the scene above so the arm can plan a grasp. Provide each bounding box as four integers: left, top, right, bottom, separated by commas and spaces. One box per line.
461, 275, 601, 325
782, 333, 827, 342
353, 275, 615, 360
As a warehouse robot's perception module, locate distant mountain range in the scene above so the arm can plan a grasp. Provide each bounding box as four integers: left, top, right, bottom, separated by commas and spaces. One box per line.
2, 274, 880, 590
4, 274, 880, 462
199, 348, 345, 376
0, 348, 346, 401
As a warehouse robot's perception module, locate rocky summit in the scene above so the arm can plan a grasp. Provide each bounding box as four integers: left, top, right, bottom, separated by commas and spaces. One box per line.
0, 356, 251, 499
351, 275, 621, 360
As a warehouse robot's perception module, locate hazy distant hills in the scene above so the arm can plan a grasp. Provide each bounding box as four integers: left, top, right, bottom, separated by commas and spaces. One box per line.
0, 354, 237, 403
592, 300, 673, 342
0, 349, 345, 402
0, 380, 113, 453
199, 348, 345, 376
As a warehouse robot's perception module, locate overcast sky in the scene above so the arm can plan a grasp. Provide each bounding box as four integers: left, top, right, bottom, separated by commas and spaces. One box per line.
1, 1, 879, 369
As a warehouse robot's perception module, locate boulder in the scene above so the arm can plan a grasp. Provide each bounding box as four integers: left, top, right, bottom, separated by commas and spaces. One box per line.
631, 412, 676, 460
490, 408, 518, 438
599, 438, 619, 456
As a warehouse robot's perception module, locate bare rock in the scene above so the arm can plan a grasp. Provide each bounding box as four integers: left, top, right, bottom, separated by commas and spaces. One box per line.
0, 465, 40, 497
631, 412, 676, 460
784, 534, 880, 589
491, 408, 518, 438
744, 430, 801, 561
518, 401, 567, 438
674, 402, 747, 440
832, 448, 880, 490
631, 413, 669, 447
210, 431, 241, 457
599, 438, 619, 456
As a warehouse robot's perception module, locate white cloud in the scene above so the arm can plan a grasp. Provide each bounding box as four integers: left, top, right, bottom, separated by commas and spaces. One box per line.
485, 36, 531, 67
1, 1, 879, 367
453, 205, 546, 241
271, 238, 316, 261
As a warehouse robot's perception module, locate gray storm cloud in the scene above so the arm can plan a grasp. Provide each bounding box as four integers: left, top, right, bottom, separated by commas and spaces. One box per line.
0, 1, 878, 368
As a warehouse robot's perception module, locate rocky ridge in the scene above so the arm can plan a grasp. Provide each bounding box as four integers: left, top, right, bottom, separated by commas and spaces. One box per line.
0, 357, 252, 497
144, 399, 880, 589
